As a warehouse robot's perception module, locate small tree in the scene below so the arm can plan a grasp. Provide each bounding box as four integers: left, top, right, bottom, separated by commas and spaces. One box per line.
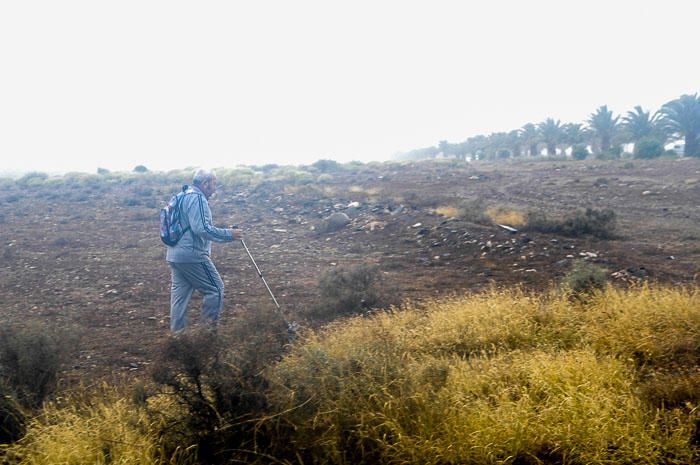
633, 139, 665, 159
571, 144, 589, 160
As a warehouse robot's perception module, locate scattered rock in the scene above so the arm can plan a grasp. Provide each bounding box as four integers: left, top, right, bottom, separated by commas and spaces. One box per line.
319, 212, 351, 233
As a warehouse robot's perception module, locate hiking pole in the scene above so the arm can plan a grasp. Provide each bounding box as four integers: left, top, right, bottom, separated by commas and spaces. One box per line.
240, 239, 298, 334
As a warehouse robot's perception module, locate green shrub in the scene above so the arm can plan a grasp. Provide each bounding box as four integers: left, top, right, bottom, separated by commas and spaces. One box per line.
311, 159, 341, 173
562, 260, 608, 295
571, 144, 589, 160
309, 264, 399, 321
16, 172, 48, 187
526, 208, 616, 239
634, 139, 665, 159
596, 145, 622, 160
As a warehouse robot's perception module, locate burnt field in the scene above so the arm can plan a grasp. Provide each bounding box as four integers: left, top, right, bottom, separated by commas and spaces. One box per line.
1, 158, 699, 381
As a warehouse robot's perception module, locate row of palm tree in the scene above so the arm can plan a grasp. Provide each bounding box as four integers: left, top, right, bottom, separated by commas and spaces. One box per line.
398, 93, 700, 160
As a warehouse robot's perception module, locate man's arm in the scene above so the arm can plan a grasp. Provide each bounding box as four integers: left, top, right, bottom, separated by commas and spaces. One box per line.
185, 194, 234, 242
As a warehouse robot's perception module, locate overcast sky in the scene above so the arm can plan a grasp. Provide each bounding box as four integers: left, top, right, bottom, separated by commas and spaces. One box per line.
1, 1, 698, 174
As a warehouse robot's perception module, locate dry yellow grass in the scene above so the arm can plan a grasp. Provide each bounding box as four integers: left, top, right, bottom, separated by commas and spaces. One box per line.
433, 205, 461, 217
486, 205, 526, 225
4, 386, 195, 465
7, 286, 700, 464
267, 285, 700, 464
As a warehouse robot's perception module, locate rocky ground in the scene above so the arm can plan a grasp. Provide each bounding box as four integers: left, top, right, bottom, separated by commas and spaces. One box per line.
1, 157, 699, 381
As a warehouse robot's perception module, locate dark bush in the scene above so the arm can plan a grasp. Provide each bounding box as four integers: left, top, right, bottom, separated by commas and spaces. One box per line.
525, 208, 616, 239
97, 167, 110, 175
311, 159, 341, 173
133, 165, 149, 173
0, 323, 78, 408
639, 371, 700, 409
571, 144, 589, 160
0, 382, 25, 443
151, 309, 290, 463
309, 264, 400, 321
634, 139, 665, 159
596, 146, 622, 160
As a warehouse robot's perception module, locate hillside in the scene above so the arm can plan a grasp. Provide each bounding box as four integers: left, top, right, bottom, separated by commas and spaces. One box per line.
1, 158, 699, 380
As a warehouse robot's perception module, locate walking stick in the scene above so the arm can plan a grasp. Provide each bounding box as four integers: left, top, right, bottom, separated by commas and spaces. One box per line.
240, 239, 298, 334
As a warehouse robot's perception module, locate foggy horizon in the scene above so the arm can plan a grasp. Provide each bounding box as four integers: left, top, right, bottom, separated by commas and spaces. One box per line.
2, 1, 698, 174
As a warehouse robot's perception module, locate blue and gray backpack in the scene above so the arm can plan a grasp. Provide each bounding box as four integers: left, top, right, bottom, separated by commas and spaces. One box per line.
159, 185, 191, 246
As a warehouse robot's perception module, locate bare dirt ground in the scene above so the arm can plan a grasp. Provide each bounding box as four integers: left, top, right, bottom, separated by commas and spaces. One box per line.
1, 158, 700, 381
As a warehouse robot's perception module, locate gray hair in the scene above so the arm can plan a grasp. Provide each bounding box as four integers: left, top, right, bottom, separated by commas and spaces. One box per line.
192, 168, 216, 186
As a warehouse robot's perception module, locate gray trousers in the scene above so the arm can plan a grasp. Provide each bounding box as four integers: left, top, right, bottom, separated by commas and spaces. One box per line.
168, 258, 224, 333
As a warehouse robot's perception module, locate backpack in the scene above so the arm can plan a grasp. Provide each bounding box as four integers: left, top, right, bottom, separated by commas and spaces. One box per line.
159, 185, 191, 246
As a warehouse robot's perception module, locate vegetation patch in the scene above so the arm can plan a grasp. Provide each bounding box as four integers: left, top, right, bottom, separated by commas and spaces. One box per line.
562, 259, 609, 296
268, 286, 700, 464
307, 264, 400, 321
0, 323, 78, 409
525, 207, 617, 238
485, 205, 526, 226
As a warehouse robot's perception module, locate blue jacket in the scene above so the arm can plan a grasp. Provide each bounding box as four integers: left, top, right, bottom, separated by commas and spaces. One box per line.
165, 185, 234, 263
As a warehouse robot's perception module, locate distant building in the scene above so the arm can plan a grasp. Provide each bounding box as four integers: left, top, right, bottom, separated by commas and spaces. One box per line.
665, 140, 685, 156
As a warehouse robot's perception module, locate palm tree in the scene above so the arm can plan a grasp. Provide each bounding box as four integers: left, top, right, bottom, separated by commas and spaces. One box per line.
622, 106, 660, 142
538, 118, 563, 156
587, 105, 619, 153
483, 132, 509, 160
563, 123, 587, 145
463, 135, 487, 160
507, 130, 522, 157
659, 93, 700, 157
520, 123, 540, 156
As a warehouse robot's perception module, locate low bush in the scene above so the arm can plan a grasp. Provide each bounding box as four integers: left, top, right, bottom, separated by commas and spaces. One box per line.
634, 139, 665, 159
457, 197, 491, 224
16, 172, 48, 187
0, 323, 78, 408
525, 207, 617, 238
571, 143, 589, 160
150, 308, 289, 464
312, 159, 342, 172
0, 382, 25, 444
562, 259, 608, 296
308, 264, 400, 321
596, 146, 622, 160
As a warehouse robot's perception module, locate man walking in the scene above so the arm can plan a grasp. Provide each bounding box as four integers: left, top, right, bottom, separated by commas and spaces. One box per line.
166, 168, 242, 332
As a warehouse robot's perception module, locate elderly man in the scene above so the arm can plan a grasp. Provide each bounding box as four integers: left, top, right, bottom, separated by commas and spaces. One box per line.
165, 168, 242, 332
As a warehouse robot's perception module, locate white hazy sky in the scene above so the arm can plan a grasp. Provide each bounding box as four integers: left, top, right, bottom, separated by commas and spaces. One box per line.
1, 1, 698, 174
